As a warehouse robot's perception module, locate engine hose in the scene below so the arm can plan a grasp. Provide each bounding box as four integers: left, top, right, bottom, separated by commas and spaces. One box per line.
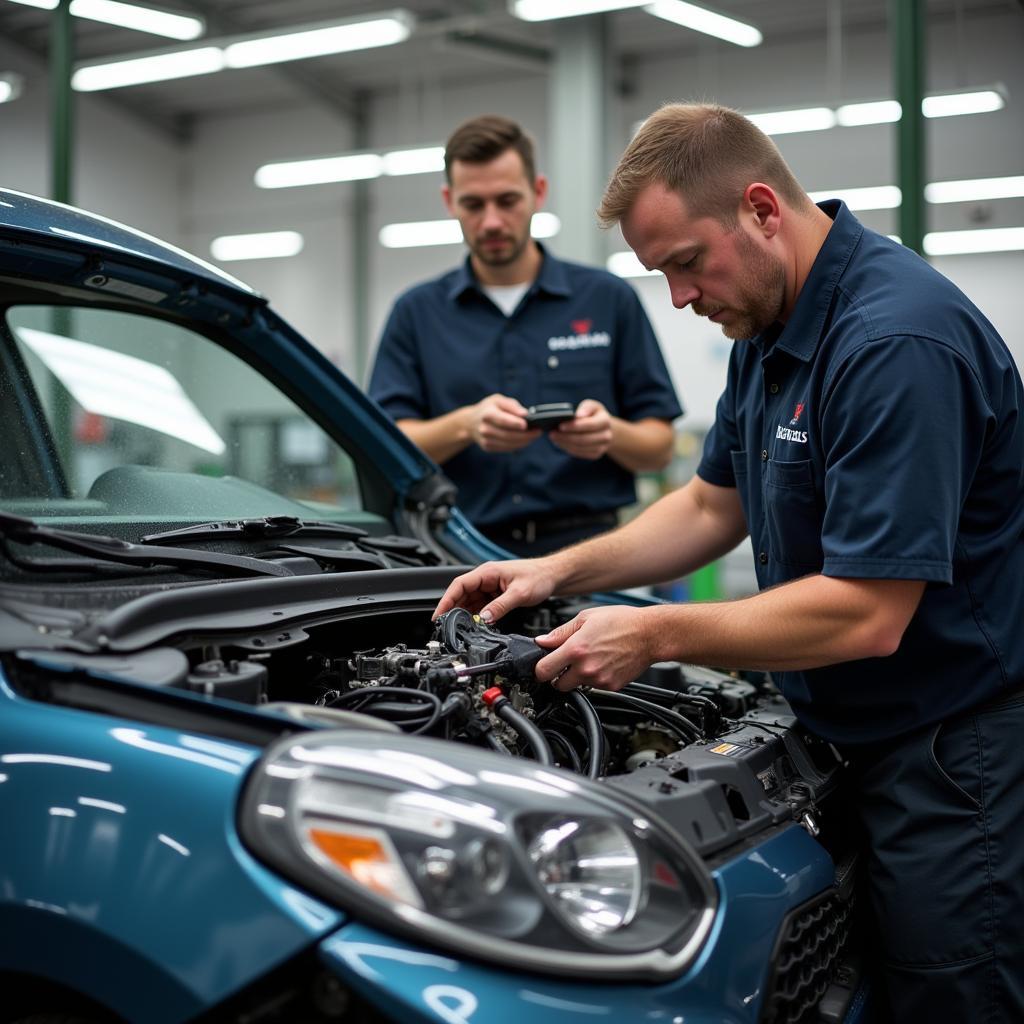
589, 689, 702, 743
567, 689, 605, 779
329, 686, 442, 735
485, 731, 511, 755
491, 701, 554, 766
543, 729, 583, 773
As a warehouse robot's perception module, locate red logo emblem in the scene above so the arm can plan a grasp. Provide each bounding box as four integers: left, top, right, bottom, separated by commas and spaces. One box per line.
790, 402, 805, 426
571, 318, 592, 335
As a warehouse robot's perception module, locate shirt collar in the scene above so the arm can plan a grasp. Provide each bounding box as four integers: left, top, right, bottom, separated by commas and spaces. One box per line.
446, 242, 572, 303
767, 199, 863, 362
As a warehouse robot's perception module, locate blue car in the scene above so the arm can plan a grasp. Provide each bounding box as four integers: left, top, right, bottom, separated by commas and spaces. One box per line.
0, 190, 873, 1024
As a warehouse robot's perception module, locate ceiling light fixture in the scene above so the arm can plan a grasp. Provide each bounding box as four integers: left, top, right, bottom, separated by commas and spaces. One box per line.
210, 231, 304, 262
6, 0, 204, 39
72, 10, 414, 91
0, 72, 25, 104
512, 0, 648, 21
380, 212, 560, 249
806, 185, 903, 211
643, 0, 761, 46
924, 226, 1024, 255
741, 87, 1006, 136
925, 175, 1024, 204
748, 107, 836, 135
73, 47, 224, 91
224, 14, 413, 69
255, 145, 444, 188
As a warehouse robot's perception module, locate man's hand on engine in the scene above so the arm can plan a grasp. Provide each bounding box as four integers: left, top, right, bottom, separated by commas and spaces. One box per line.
534, 605, 660, 692
433, 558, 558, 623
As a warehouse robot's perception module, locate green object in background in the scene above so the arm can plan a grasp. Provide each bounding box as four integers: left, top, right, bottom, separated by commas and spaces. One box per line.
688, 561, 722, 602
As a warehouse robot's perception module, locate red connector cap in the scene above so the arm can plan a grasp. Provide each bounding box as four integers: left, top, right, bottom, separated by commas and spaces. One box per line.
481, 686, 506, 708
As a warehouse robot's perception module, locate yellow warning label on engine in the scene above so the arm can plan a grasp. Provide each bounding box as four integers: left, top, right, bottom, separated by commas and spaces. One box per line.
709, 742, 742, 756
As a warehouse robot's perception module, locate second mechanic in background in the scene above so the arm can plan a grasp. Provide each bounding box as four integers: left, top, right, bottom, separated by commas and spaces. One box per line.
369, 114, 682, 555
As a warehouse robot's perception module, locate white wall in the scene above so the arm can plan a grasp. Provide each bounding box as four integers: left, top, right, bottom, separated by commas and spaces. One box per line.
0, 37, 181, 242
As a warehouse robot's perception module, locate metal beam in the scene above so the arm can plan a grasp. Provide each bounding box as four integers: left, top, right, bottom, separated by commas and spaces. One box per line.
891, 0, 926, 254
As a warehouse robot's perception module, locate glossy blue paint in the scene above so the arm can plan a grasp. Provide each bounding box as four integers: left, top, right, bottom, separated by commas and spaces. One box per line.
318, 826, 837, 1024
0, 667, 342, 1022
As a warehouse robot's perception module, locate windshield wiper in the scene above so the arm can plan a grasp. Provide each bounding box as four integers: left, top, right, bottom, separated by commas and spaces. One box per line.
0, 511, 293, 578
141, 515, 368, 545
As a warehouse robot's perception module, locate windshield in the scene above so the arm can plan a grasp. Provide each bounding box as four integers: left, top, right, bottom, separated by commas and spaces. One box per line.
0, 304, 362, 527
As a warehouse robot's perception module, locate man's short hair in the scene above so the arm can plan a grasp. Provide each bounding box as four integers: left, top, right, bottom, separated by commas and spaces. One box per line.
598, 102, 813, 228
444, 115, 537, 185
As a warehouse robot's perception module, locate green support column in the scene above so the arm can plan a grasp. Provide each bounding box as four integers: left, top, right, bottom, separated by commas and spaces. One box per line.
891, 0, 926, 255
51, 0, 73, 204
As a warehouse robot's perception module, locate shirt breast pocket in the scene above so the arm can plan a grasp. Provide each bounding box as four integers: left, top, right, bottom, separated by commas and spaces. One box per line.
765, 458, 823, 569
539, 352, 615, 410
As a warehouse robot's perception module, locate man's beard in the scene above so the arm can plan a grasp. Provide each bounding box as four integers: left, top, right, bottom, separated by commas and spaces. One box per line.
472, 230, 530, 267
695, 230, 786, 340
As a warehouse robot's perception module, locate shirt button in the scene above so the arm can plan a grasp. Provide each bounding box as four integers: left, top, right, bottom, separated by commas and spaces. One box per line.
512, 494, 523, 504
758, 550, 768, 565
761, 449, 768, 461
547, 355, 559, 369
769, 383, 780, 394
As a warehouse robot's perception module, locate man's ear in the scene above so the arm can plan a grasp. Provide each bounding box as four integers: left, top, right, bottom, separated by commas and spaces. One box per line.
744, 183, 781, 239
533, 174, 549, 209
441, 184, 454, 217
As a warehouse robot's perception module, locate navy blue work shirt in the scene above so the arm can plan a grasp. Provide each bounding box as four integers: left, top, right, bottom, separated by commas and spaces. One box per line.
369, 245, 682, 527
698, 201, 1024, 745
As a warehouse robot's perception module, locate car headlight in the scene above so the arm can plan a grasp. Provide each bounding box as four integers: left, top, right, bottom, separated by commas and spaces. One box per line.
239, 731, 717, 980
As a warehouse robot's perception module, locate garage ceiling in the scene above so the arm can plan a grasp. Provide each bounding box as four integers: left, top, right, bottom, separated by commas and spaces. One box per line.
0, 0, 1019, 133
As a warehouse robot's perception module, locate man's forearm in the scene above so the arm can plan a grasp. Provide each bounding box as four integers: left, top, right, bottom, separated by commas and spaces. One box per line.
396, 411, 473, 464
607, 417, 674, 473
640, 574, 925, 671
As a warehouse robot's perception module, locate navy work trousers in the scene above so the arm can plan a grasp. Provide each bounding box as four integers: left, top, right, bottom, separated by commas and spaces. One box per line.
846, 692, 1024, 1022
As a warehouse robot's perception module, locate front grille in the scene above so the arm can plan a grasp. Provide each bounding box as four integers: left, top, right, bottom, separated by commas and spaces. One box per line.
759, 887, 856, 1024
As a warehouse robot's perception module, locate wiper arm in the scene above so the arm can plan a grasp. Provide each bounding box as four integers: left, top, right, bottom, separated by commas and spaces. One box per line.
141, 515, 368, 545
0, 511, 293, 578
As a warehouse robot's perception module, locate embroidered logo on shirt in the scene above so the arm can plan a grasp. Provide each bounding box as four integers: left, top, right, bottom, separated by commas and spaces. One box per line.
776, 400, 809, 443
548, 321, 611, 351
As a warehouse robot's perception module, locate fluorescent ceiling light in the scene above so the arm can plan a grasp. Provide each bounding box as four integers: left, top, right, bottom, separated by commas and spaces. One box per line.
224, 15, 412, 69
255, 146, 444, 188
72, 10, 414, 91
747, 107, 836, 135
7, 0, 204, 38
73, 47, 224, 90
0, 72, 24, 104
805, 175, 1023, 213
736, 87, 1006, 138
256, 154, 383, 189
923, 89, 1004, 118
381, 146, 446, 176
925, 175, 1024, 204
15, 327, 226, 454
512, 0, 648, 20
643, 0, 761, 46
924, 227, 1024, 256
69, 0, 203, 40
380, 212, 560, 249
210, 231, 304, 262
607, 251, 661, 278
836, 99, 902, 126
807, 185, 902, 211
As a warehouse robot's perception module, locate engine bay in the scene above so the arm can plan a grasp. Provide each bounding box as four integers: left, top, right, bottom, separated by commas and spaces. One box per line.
6, 579, 848, 861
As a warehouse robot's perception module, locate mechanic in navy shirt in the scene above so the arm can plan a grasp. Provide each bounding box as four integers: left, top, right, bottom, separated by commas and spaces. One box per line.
436, 103, 1024, 1021
369, 115, 682, 555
